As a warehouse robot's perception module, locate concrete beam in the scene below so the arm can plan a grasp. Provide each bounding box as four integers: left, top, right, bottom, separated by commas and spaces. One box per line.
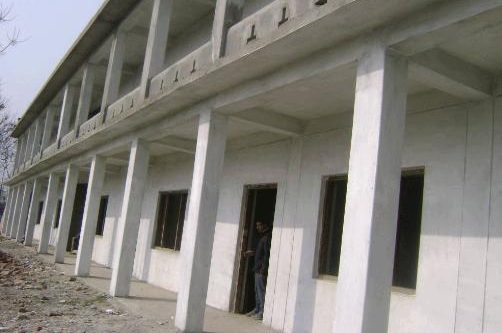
38, 173, 60, 254
155, 136, 196, 154
175, 111, 228, 333
75, 155, 106, 276
54, 165, 79, 263
333, 44, 408, 333
109, 140, 149, 296
230, 109, 304, 137
388, 0, 502, 55
410, 49, 493, 100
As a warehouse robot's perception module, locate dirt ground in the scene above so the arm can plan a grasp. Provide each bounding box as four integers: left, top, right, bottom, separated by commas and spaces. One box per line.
0, 236, 170, 333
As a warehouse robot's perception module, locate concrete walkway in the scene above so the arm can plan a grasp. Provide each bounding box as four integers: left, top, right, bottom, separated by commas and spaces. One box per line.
37, 248, 278, 333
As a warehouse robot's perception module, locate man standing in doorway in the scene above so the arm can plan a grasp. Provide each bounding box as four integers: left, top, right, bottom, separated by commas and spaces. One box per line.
246, 221, 272, 320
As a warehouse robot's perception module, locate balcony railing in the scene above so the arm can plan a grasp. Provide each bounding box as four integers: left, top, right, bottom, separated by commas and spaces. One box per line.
42, 142, 58, 159
150, 42, 212, 100
105, 87, 142, 125
60, 130, 76, 150
79, 112, 104, 139
226, 0, 291, 57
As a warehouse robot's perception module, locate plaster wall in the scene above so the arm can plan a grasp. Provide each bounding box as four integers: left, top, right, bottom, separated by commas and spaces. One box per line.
164, 14, 213, 68
270, 101, 495, 333
242, 0, 275, 18
29, 99, 501, 333
92, 169, 127, 268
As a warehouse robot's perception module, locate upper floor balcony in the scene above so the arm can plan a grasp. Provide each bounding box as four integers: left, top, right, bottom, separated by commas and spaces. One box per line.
8, 0, 502, 183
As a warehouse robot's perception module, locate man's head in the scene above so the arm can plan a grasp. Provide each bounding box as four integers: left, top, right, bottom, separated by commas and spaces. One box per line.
256, 221, 270, 234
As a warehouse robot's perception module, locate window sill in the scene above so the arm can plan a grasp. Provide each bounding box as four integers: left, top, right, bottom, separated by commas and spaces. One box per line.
152, 246, 180, 254
314, 275, 416, 296
315, 274, 338, 282
391, 286, 416, 296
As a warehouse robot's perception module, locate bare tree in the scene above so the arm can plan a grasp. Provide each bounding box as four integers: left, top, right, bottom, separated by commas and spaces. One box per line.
0, 3, 20, 54
0, 1, 18, 201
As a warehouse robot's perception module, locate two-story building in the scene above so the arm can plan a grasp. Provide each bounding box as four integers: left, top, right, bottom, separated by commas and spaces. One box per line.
2, 0, 502, 332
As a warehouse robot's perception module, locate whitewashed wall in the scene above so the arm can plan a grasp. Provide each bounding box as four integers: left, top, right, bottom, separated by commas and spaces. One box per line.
31, 97, 502, 333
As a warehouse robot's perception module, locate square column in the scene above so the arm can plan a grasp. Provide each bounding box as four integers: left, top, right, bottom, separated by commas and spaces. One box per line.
13, 138, 22, 168
74, 64, 95, 136
25, 178, 43, 246
8, 185, 24, 238
332, 44, 408, 333
54, 165, 79, 263
75, 155, 106, 276
22, 127, 34, 164
38, 173, 61, 254
5, 187, 20, 237
100, 31, 125, 116
40, 107, 56, 152
16, 181, 34, 242
175, 111, 228, 333
212, 0, 244, 60
30, 117, 43, 160
109, 139, 149, 297
140, 0, 173, 99
2, 189, 15, 235
56, 84, 77, 144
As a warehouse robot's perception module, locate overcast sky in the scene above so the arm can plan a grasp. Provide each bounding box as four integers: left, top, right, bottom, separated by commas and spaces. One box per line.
0, 0, 105, 120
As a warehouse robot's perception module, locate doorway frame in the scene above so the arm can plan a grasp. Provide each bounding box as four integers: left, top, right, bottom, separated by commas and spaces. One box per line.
231, 183, 278, 314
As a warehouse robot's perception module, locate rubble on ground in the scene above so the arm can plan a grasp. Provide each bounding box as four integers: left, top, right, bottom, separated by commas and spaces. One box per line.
0, 237, 169, 333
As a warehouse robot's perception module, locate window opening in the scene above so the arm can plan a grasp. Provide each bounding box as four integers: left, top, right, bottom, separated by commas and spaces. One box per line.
153, 191, 189, 251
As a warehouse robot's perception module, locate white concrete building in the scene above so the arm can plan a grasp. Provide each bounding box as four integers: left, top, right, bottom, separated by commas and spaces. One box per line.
2, 0, 502, 332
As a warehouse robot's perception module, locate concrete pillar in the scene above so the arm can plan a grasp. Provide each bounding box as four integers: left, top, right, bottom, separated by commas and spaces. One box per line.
25, 178, 43, 246
8, 185, 24, 239
140, 0, 173, 99
13, 138, 22, 168
332, 44, 408, 333
56, 84, 78, 144
100, 31, 125, 116
22, 127, 34, 164
41, 107, 56, 152
1, 189, 15, 235
75, 64, 95, 136
212, 0, 244, 60
30, 117, 43, 160
175, 111, 228, 333
54, 165, 79, 263
75, 155, 106, 276
38, 173, 61, 254
15, 136, 25, 168
5, 187, 19, 237
109, 139, 149, 296
16, 181, 34, 242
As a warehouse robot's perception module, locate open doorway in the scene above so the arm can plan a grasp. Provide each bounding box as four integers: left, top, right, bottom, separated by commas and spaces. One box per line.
66, 184, 88, 252
234, 184, 277, 315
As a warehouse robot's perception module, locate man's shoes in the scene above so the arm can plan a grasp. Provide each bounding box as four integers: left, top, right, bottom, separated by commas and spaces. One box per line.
252, 312, 263, 321
245, 309, 258, 317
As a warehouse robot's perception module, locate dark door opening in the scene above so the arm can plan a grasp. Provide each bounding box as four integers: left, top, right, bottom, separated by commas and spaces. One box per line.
234, 185, 277, 314
66, 184, 88, 252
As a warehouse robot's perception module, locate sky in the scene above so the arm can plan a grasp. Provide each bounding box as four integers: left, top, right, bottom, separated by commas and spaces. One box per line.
0, 0, 106, 121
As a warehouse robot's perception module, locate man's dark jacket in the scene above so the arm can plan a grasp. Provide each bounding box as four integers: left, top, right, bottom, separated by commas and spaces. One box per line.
254, 229, 272, 275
